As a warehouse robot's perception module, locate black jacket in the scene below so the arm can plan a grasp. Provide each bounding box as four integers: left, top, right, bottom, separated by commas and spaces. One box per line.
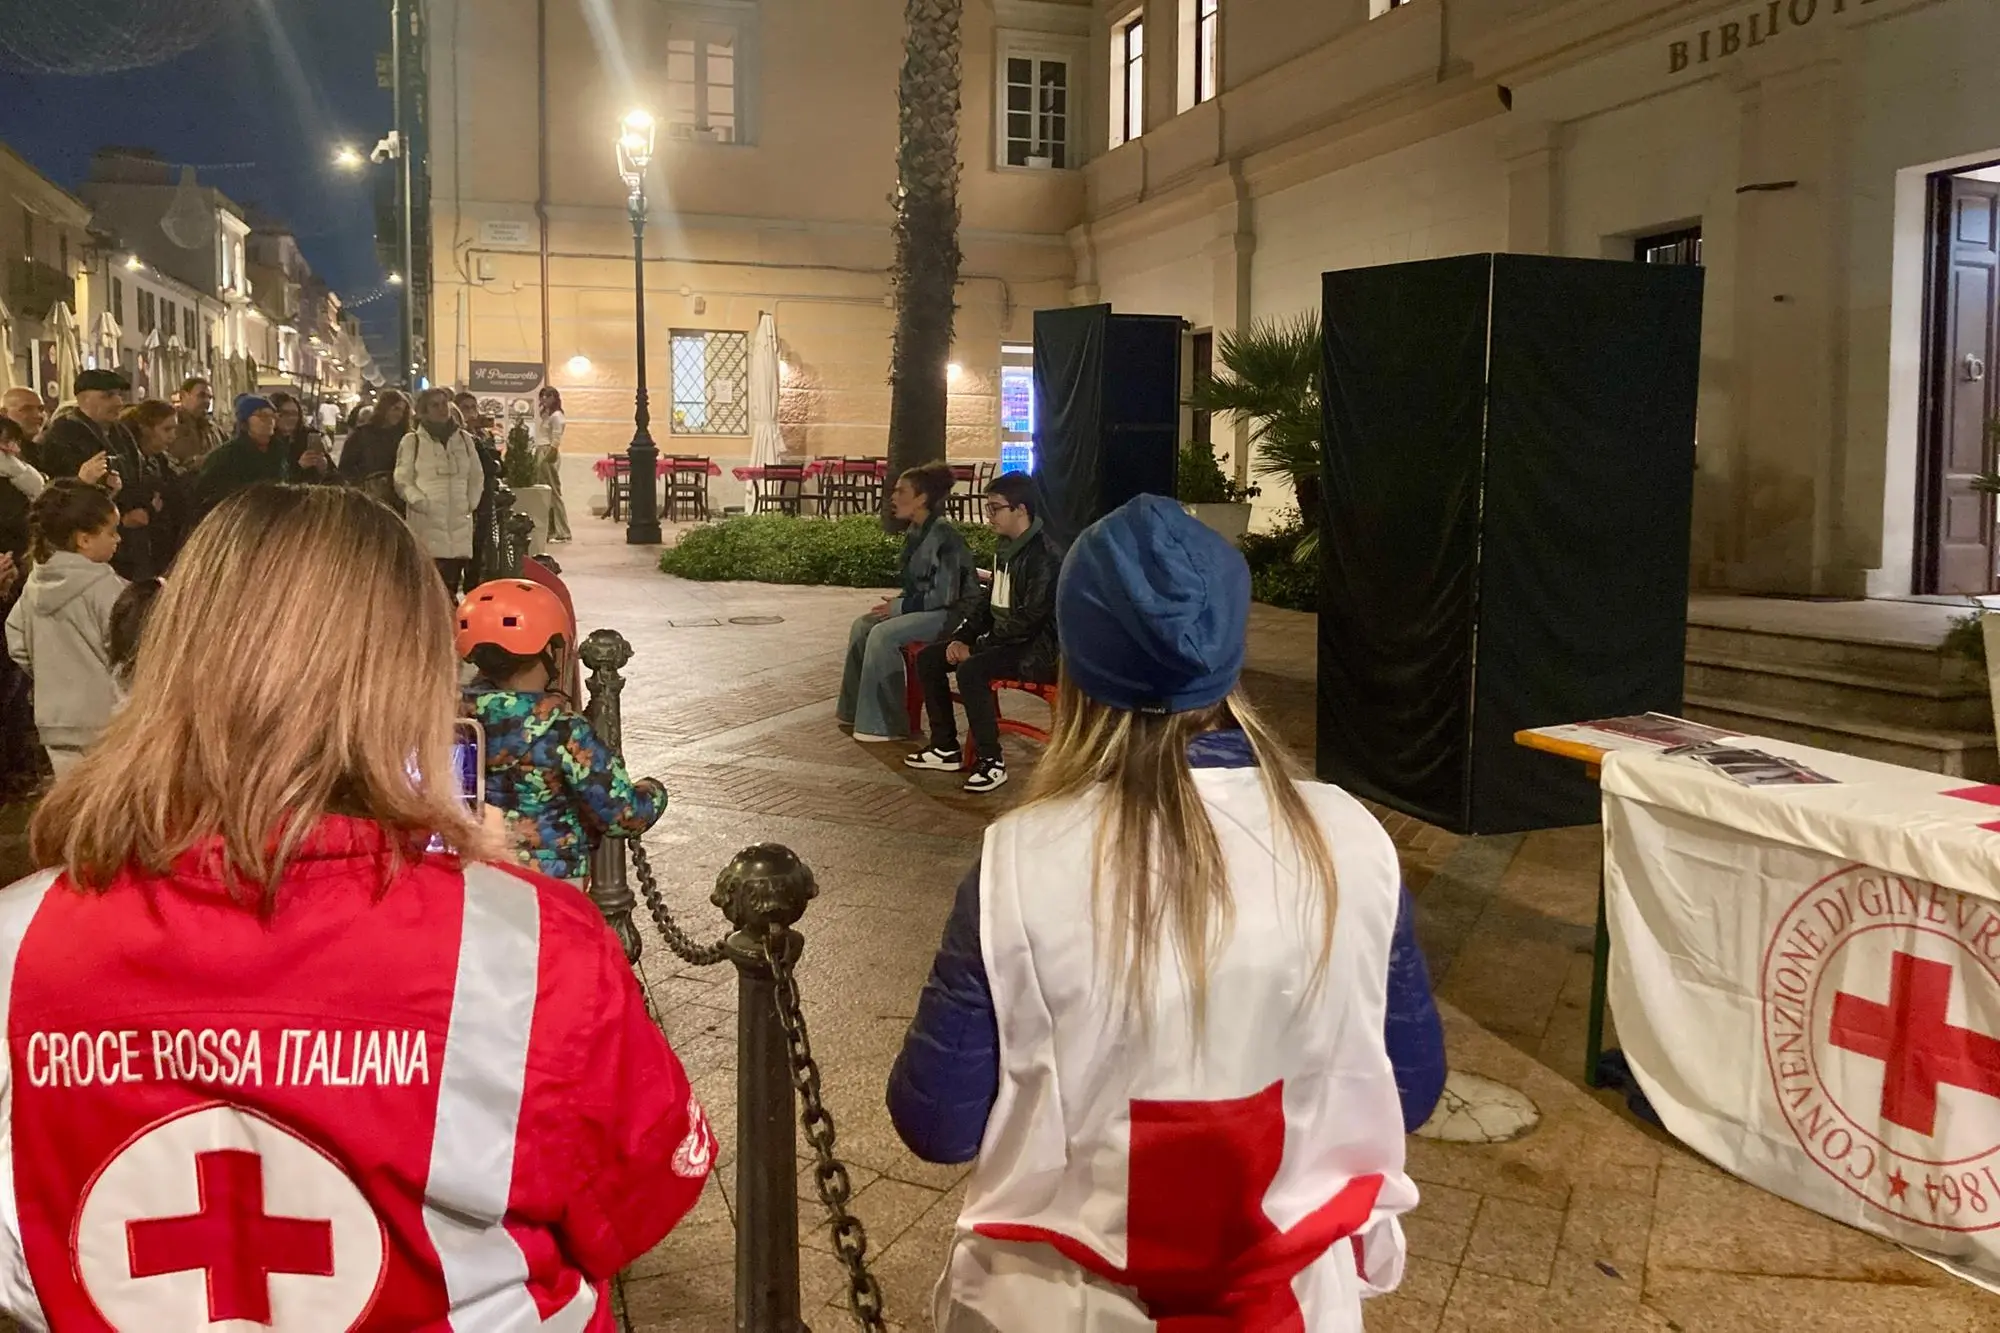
340, 423, 404, 481
191, 434, 299, 522
948, 522, 1061, 681
105, 423, 177, 581
37, 408, 116, 481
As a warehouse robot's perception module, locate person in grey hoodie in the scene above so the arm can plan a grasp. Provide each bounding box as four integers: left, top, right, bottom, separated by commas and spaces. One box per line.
5, 479, 125, 774
837, 462, 976, 743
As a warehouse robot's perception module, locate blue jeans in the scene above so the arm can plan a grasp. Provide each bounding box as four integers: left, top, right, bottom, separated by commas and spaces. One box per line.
838, 605, 950, 738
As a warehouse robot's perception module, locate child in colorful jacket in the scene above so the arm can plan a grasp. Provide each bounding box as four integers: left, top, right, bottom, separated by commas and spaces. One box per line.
456, 579, 666, 882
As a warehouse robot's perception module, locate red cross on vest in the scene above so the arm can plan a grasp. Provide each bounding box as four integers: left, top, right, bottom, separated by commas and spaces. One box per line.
1829, 950, 2000, 1136
975, 1081, 1384, 1330
126, 1149, 336, 1323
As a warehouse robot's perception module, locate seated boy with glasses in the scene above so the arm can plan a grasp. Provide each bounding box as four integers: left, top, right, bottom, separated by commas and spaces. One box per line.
906, 471, 1061, 793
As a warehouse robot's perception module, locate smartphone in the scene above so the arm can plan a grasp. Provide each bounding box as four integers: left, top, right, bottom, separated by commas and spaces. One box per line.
426, 720, 486, 852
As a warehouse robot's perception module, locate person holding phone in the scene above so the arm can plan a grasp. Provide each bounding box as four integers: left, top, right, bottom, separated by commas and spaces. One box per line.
0, 484, 712, 1328
456, 578, 667, 885
35, 369, 128, 486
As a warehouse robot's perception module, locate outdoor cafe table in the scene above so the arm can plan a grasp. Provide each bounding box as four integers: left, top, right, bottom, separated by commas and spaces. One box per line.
595, 456, 721, 479
1520, 717, 2000, 1285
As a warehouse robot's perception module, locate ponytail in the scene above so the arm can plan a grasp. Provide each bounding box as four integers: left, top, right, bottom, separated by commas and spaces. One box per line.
28, 478, 118, 564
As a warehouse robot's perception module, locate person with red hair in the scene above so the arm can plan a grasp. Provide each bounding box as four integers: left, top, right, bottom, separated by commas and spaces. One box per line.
456, 579, 665, 884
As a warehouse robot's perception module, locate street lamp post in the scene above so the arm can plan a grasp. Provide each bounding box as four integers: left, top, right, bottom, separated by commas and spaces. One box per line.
391, 0, 415, 388
617, 111, 663, 545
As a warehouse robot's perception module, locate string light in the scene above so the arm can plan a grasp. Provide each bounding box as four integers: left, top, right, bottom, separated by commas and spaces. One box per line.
0, 0, 234, 75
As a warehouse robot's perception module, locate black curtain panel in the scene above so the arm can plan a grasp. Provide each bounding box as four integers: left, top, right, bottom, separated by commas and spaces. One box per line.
1033, 305, 1108, 547
1472, 255, 1703, 831
1318, 257, 1493, 828
1317, 254, 1703, 835
1101, 315, 1184, 518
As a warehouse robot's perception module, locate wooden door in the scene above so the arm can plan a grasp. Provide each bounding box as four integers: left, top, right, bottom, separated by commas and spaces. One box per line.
1935, 178, 2000, 593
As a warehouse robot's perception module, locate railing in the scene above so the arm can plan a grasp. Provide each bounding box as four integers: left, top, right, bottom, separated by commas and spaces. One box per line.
6, 259, 73, 321
581, 630, 887, 1331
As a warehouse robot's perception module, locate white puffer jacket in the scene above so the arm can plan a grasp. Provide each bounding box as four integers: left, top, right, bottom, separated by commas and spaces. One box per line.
394, 426, 482, 561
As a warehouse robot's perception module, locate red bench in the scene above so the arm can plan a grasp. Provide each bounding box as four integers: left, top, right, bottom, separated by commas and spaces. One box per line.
902, 642, 1056, 769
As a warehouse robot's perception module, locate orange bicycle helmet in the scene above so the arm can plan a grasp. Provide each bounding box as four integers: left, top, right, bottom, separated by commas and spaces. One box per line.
455, 579, 569, 660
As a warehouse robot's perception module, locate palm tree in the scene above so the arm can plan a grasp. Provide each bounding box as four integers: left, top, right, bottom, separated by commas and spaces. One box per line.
1184, 314, 1325, 529
883, 0, 965, 524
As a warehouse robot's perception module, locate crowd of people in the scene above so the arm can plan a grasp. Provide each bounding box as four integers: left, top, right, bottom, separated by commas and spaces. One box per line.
0, 394, 1448, 1326
0, 369, 578, 800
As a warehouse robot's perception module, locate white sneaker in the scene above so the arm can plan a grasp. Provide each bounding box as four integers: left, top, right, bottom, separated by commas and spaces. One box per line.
905, 746, 963, 771
852, 732, 897, 744
963, 760, 1009, 794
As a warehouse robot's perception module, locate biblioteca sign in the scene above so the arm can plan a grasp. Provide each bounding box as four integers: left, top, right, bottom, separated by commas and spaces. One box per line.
1668, 0, 1880, 73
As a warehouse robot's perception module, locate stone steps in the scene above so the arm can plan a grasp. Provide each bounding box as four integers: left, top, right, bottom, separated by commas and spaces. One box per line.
1682, 620, 1996, 778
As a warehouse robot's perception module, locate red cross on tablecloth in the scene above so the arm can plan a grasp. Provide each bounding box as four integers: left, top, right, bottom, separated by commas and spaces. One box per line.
1941, 784, 2000, 832
975, 1081, 1383, 1330
1829, 951, 2000, 1136
126, 1149, 336, 1323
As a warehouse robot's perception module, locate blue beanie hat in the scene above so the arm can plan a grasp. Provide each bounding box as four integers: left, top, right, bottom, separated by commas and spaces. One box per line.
235, 394, 275, 427
1057, 494, 1251, 714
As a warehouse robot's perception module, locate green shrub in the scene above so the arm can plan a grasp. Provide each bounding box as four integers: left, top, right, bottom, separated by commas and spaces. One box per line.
502, 420, 540, 489
1946, 608, 1989, 669
1176, 440, 1260, 505
659, 515, 998, 587
1239, 511, 1319, 612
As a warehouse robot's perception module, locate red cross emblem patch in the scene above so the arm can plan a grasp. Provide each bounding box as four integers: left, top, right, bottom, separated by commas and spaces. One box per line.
1761, 866, 2000, 1235
973, 1081, 1383, 1328
73, 1104, 387, 1330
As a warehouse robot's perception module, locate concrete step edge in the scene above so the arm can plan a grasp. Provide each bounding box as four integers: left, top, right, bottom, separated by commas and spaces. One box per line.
1684, 652, 1983, 701
1683, 693, 1997, 754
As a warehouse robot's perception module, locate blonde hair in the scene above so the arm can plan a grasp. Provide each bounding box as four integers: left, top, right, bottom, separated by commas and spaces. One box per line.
32, 484, 496, 900
1029, 676, 1339, 1035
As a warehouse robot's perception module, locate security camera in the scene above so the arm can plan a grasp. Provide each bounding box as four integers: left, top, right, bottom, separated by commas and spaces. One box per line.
370, 133, 401, 165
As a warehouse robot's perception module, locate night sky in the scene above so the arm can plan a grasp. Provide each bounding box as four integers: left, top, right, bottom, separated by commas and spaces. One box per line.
0, 0, 399, 359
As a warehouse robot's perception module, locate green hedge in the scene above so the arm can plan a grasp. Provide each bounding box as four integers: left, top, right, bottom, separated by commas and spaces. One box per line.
659, 510, 1322, 611
1239, 514, 1319, 613
658, 514, 1000, 587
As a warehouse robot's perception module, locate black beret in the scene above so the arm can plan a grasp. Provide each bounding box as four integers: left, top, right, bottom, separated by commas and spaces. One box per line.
73, 368, 131, 394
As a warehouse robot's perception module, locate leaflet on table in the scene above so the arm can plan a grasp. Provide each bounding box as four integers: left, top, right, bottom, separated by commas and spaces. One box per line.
1525, 712, 1738, 754
1670, 742, 1839, 787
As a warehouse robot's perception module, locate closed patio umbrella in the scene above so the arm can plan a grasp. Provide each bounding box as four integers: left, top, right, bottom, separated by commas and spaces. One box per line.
95, 312, 121, 375
139, 328, 164, 401
0, 296, 15, 393
49, 303, 81, 407
745, 310, 783, 509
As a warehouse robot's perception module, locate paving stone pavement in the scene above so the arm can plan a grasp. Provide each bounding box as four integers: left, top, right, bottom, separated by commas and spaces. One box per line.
549, 518, 2000, 1332
2, 509, 1996, 1330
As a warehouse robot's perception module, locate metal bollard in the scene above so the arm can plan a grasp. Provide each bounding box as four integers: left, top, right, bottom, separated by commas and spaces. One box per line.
486, 484, 518, 583
581, 628, 643, 961
712, 844, 817, 1333
504, 508, 534, 578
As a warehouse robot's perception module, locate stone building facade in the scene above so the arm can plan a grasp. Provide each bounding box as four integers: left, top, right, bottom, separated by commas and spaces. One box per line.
428, 0, 2000, 596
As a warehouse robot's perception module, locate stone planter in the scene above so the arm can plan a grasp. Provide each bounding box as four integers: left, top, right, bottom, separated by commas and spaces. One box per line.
513, 484, 554, 556
1184, 501, 1253, 544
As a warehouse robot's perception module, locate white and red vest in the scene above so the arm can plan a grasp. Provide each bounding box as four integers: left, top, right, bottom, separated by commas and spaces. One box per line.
0, 818, 713, 1331
939, 770, 1417, 1332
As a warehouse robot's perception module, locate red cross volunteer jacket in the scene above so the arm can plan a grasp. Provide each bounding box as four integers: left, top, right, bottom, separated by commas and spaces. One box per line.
0, 817, 715, 1331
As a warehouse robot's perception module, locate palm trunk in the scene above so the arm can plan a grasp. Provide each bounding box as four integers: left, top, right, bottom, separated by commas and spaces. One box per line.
883, 0, 965, 526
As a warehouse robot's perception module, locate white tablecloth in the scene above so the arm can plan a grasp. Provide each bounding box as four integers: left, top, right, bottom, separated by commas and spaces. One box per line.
1603, 736, 2000, 1284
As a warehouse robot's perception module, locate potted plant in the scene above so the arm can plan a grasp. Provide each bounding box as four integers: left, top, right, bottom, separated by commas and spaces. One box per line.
502, 412, 553, 555
1177, 439, 1261, 542
1185, 313, 1323, 561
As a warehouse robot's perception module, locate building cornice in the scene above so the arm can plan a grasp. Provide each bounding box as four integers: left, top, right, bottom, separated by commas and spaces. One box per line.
0, 142, 91, 226
460, 200, 1071, 249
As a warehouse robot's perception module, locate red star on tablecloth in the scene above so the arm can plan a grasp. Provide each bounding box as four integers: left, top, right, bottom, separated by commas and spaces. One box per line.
1887, 1169, 1910, 1202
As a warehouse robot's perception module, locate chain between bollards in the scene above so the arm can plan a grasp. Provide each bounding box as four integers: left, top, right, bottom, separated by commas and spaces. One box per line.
580, 629, 886, 1331
714, 846, 887, 1333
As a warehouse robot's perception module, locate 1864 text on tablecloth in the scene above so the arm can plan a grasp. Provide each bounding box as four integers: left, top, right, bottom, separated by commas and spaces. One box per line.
1761, 865, 2000, 1233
